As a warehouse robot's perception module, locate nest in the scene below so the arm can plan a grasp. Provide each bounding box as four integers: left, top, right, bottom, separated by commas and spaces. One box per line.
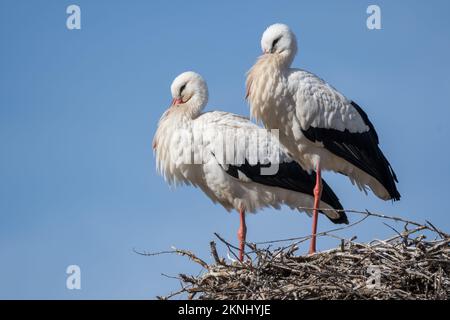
141, 211, 450, 300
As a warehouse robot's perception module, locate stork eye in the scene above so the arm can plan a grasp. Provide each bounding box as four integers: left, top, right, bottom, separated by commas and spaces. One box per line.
272, 36, 281, 49
179, 84, 187, 95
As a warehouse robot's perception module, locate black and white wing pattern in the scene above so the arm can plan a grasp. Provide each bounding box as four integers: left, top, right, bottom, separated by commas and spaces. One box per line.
223, 158, 348, 224
196, 111, 348, 224
291, 70, 400, 201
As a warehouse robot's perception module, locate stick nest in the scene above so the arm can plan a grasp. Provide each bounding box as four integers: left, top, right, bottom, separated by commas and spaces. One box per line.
142, 212, 450, 300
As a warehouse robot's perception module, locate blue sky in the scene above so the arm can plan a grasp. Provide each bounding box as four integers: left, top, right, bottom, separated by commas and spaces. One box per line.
1, 0, 449, 299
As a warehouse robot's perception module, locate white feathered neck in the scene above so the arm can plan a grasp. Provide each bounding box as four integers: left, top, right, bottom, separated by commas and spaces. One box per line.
246, 54, 291, 123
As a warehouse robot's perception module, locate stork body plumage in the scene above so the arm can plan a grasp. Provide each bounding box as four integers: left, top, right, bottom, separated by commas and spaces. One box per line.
246, 24, 400, 253
154, 72, 347, 260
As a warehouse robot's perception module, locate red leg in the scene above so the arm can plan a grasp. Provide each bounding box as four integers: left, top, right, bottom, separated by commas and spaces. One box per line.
237, 208, 247, 262
309, 163, 322, 254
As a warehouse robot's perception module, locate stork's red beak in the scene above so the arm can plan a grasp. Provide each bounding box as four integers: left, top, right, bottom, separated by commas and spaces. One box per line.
171, 98, 183, 106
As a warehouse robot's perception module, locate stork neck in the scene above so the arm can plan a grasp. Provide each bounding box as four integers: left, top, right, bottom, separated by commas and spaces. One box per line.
246, 54, 290, 126
185, 96, 206, 119
282, 41, 297, 66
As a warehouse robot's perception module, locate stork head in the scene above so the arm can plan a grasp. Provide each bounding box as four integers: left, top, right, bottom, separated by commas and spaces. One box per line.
260, 23, 297, 66
170, 71, 209, 118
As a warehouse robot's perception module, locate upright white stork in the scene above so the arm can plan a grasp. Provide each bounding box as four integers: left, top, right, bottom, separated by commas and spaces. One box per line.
153, 71, 348, 261
246, 24, 400, 254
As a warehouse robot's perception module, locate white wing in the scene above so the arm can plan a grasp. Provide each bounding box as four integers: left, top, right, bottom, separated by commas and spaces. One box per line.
192, 111, 291, 170
193, 112, 346, 222
288, 69, 369, 133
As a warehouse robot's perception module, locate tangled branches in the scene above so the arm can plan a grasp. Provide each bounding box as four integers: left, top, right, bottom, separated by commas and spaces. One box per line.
138, 210, 450, 300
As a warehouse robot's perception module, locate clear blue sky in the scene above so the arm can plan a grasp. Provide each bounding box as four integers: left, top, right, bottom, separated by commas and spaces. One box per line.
1, 0, 449, 299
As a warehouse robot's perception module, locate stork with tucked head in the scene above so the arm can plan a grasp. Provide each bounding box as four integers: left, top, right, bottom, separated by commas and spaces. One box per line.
246, 23, 400, 254
154, 71, 348, 261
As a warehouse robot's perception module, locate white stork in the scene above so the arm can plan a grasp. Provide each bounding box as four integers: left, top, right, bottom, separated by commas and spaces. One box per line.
153, 71, 348, 261
246, 23, 401, 254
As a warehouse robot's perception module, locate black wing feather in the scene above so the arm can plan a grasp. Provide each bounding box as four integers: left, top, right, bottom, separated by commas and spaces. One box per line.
302, 101, 400, 201
224, 159, 348, 224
